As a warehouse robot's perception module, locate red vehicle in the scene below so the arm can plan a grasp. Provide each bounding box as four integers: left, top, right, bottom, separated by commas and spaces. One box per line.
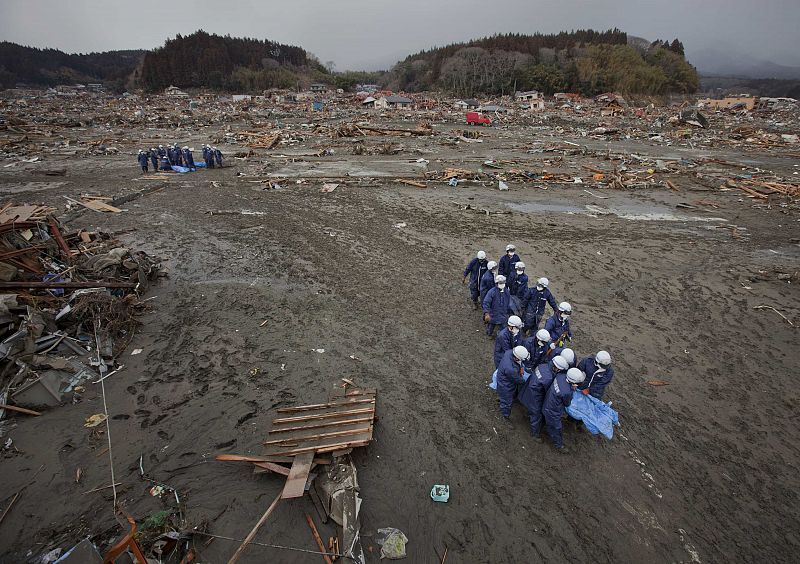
466, 111, 492, 126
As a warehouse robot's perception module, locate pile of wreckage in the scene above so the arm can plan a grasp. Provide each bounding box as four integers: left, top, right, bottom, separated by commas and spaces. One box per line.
0, 202, 161, 418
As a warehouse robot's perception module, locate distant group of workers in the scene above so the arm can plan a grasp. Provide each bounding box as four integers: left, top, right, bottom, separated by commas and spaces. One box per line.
136, 144, 223, 172
463, 244, 615, 453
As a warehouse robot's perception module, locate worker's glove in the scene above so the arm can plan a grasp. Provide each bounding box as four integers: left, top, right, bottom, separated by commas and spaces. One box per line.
483, 313, 491, 323
581, 388, 590, 396
462, 277, 467, 285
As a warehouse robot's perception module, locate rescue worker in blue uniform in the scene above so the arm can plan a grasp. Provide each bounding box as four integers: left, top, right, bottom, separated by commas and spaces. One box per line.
159, 154, 171, 171
157, 145, 167, 158
521, 277, 558, 336
577, 351, 614, 400
544, 302, 573, 345
205, 146, 215, 169
496, 346, 530, 420
149, 148, 158, 171
182, 146, 195, 169
214, 147, 224, 167
482, 275, 511, 337
522, 329, 552, 372
518, 355, 569, 439
479, 261, 498, 304
507, 261, 528, 316
137, 150, 148, 172
498, 244, 520, 278
172, 143, 183, 166
463, 250, 488, 308
543, 367, 586, 452
493, 315, 523, 367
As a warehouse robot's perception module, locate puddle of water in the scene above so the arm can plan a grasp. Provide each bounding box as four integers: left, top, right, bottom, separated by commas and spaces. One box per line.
506, 201, 727, 223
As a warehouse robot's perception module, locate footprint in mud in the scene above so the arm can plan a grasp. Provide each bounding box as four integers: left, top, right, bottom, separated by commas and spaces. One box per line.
112, 414, 130, 420
137, 394, 147, 405
480, 476, 498, 495
235, 412, 256, 427
135, 409, 151, 417
126, 385, 137, 395
157, 430, 170, 440
215, 439, 236, 449
480, 519, 496, 544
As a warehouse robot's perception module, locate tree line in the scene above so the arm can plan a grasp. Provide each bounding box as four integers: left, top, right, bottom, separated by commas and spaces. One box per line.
389, 30, 699, 96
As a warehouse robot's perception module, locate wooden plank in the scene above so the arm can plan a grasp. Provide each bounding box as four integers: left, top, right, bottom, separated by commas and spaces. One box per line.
281, 451, 315, 499
0, 205, 39, 224
273, 407, 374, 425
269, 416, 374, 434
264, 426, 373, 445
276, 397, 375, 413
0, 403, 42, 416
215, 453, 330, 464
251, 462, 291, 476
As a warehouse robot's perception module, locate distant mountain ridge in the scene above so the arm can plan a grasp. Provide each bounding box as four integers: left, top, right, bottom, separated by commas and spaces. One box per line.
688, 47, 800, 79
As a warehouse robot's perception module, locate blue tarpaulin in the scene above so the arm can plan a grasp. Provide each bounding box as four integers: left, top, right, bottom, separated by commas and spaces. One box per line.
566, 393, 620, 439
170, 165, 194, 173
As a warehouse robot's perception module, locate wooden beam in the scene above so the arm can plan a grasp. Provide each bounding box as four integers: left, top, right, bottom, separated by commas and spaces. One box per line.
269, 440, 370, 457
281, 451, 315, 499
215, 454, 330, 465
305, 513, 333, 564
272, 407, 374, 425
227, 491, 282, 564
0, 281, 136, 289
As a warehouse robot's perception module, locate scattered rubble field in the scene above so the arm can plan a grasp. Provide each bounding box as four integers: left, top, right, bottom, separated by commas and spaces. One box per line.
0, 99, 799, 563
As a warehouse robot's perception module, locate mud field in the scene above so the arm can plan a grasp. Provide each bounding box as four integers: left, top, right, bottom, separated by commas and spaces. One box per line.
1, 113, 799, 563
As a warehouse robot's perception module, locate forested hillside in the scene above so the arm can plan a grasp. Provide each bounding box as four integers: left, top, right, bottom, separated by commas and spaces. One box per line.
137, 31, 327, 91
0, 42, 143, 90
389, 30, 699, 96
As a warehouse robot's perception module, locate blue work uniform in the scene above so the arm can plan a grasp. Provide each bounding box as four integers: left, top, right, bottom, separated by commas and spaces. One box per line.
496, 349, 526, 418
137, 152, 148, 172
542, 372, 575, 449
518, 362, 559, 436
463, 258, 488, 303
183, 148, 195, 168
479, 270, 496, 303
206, 150, 215, 169
482, 286, 512, 336
544, 313, 572, 343
150, 150, 158, 170
159, 155, 171, 171
522, 286, 557, 333
498, 253, 521, 278
214, 148, 223, 167
551, 346, 576, 367
493, 327, 522, 368
157, 147, 167, 158
577, 357, 615, 400
507, 271, 529, 299
522, 337, 550, 372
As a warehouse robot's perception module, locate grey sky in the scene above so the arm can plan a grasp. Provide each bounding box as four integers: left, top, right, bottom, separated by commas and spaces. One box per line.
1, 0, 798, 71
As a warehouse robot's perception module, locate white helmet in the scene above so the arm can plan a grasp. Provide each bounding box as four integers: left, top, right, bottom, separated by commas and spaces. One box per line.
535, 329, 551, 343
558, 302, 572, 313
477, 250, 486, 260
512, 345, 530, 361
552, 356, 569, 371
505, 244, 516, 252
507, 315, 523, 329
159, 144, 163, 148
566, 367, 586, 384
537, 277, 549, 288
515, 261, 525, 270
596, 350, 612, 366
487, 261, 498, 271
183, 146, 189, 150
494, 275, 506, 284
560, 348, 575, 366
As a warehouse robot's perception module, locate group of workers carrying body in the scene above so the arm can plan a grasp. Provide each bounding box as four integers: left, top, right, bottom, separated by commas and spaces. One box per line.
136, 143, 223, 172
463, 244, 615, 453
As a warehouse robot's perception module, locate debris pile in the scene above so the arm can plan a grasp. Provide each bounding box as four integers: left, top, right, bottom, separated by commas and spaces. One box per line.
0, 205, 162, 415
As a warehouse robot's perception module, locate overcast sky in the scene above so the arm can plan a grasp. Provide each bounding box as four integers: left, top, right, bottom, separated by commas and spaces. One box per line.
1, 0, 798, 71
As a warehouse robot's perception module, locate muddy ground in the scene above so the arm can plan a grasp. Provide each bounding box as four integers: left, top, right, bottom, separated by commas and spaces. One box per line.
1, 112, 799, 563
